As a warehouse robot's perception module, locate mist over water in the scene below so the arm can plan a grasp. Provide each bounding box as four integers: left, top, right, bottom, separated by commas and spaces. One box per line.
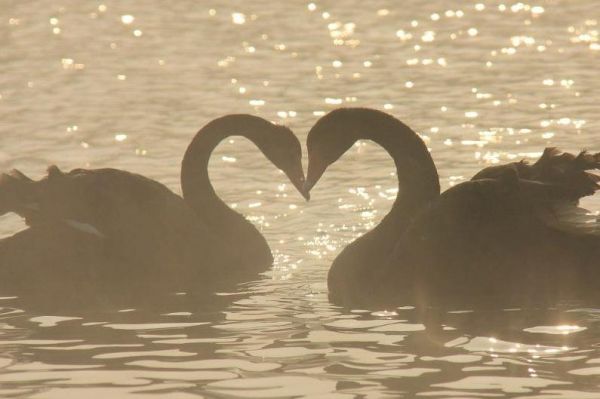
1, 0, 599, 397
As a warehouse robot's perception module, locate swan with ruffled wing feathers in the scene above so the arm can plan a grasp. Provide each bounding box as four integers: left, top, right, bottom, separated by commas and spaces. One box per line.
0, 114, 307, 290
303, 108, 599, 309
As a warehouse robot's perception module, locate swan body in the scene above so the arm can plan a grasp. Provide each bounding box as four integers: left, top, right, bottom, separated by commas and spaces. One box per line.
1, 167, 212, 268
303, 108, 599, 309
0, 114, 306, 289
387, 172, 600, 308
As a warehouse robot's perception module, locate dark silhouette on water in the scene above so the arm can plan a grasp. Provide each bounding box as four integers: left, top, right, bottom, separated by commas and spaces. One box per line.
303, 108, 600, 309
0, 114, 306, 298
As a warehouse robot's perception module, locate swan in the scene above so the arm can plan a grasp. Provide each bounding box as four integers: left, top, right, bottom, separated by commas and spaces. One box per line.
303, 108, 599, 309
0, 114, 307, 289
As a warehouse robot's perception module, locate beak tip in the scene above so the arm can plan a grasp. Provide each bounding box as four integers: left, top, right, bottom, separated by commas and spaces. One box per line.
301, 181, 310, 194
301, 186, 310, 200
299, 179, 310, 201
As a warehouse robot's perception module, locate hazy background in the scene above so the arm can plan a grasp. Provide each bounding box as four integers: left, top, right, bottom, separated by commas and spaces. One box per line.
0, 1, 599, 397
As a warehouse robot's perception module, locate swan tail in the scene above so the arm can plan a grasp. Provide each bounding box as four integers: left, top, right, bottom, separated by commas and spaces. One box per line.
0, 166, 106, 238
0, 165, 63, 221
0, 169, 38, 220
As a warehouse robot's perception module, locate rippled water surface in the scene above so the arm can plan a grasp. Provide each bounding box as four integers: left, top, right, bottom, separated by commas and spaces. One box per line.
1, 0, 600, 397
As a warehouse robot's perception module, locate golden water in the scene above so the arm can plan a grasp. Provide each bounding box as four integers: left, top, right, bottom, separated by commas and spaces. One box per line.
0, 0, 599, 397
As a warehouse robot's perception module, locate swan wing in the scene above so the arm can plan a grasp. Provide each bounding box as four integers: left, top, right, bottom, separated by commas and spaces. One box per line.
529, 148, 599, 200
474, 148, 599, 236
474, 148, 600, 202
0, 166, 115, 236
534, 201, 599, 237
386, 176, 599, 306
1, 166, 207, 245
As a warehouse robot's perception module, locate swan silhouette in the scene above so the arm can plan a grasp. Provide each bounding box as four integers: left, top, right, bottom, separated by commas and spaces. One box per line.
303, 108, 600, 309
0, 114, 307, 290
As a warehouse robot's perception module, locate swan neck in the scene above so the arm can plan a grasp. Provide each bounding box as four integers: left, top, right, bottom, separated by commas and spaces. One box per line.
326, 110, 441, 306
180, 116, 263, 234
363, 119, 440, 214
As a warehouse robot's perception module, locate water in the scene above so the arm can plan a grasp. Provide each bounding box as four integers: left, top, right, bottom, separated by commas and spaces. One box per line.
1, 0, 599, 397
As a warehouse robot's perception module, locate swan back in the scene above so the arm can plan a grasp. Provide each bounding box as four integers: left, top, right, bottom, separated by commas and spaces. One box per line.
0, 166, 215, 268
474, 148, 600, 202
473, 148, 600, 238
386, 167, 600, 308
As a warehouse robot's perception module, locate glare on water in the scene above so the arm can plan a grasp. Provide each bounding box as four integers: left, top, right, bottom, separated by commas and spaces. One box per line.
0, 0, 599, 397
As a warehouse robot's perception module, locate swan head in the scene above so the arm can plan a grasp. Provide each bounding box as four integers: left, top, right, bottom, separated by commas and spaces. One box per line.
303, 108, 363, 195
258, 124, 309, 201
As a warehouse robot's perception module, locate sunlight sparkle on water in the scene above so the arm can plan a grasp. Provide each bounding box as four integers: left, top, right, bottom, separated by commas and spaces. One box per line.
121, 15, 134, 24
422, 31, 435, 42
2, 2, 600, 397
231, 13, 246, 25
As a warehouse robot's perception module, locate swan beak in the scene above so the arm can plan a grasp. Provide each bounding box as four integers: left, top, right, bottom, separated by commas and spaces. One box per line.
301, 179, 314, 199
293, 175, 310, 201
299, 180, 310, 201
286, 166, 310, 201
302, 159, 326, 199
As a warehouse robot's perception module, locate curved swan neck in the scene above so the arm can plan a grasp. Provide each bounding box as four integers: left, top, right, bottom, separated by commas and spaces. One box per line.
351, 110, 440, 213
324, 110, 441, 307
180, 115, 270, 234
